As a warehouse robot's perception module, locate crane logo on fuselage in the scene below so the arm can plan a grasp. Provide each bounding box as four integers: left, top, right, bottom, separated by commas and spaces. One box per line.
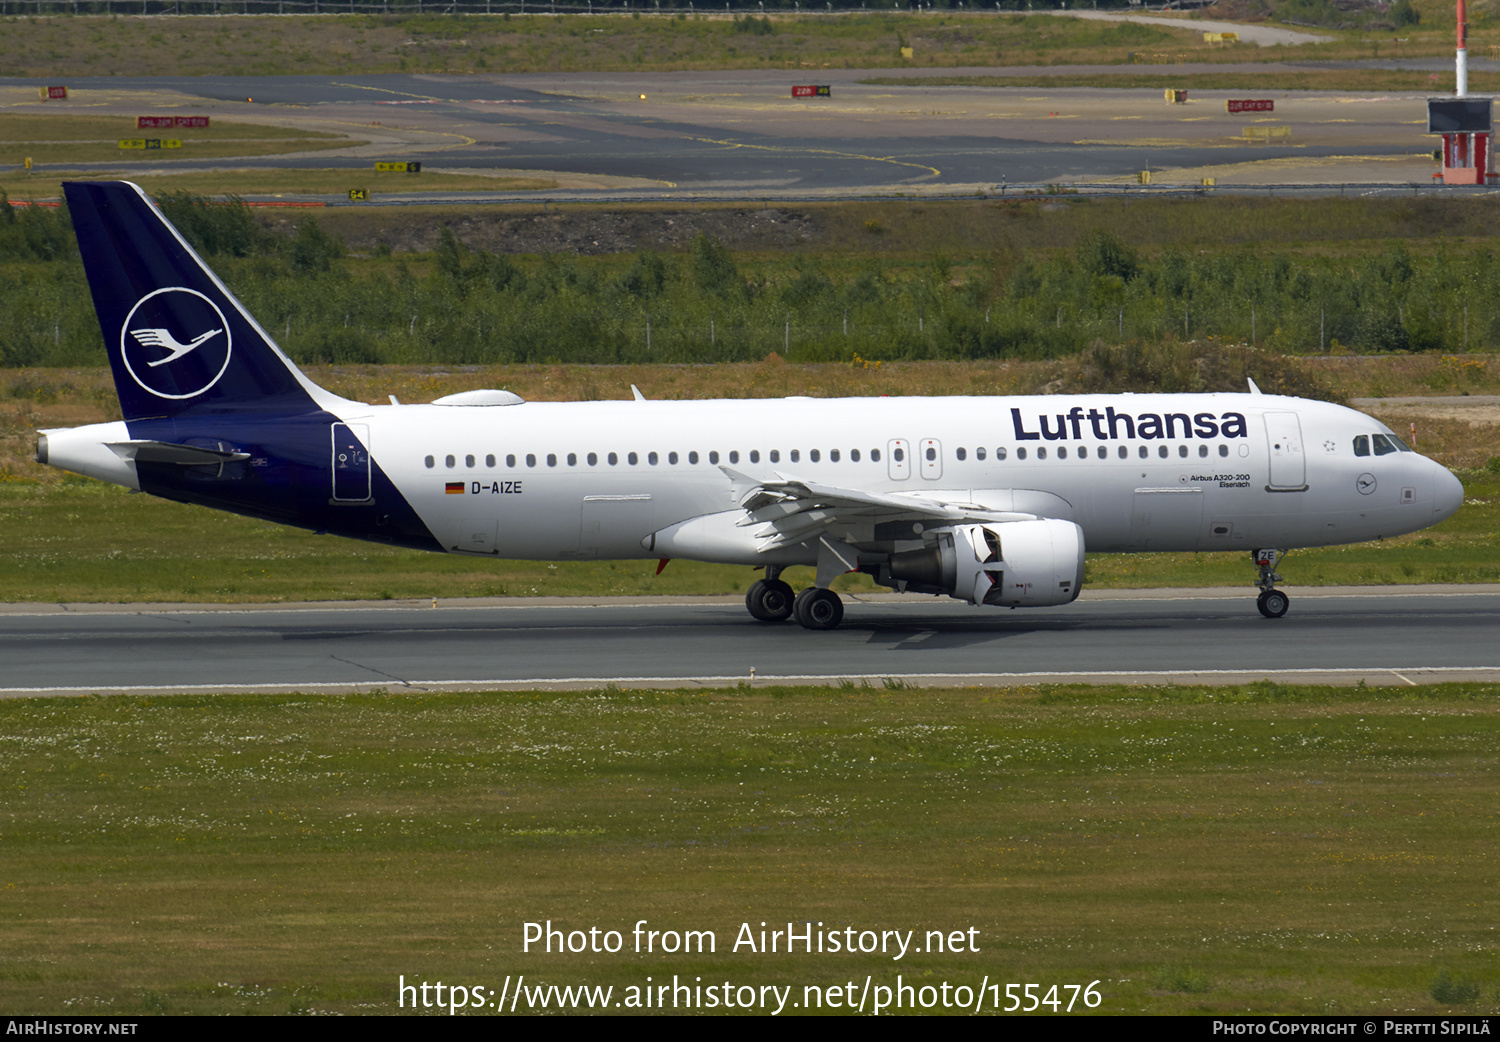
120, 287, 233, 400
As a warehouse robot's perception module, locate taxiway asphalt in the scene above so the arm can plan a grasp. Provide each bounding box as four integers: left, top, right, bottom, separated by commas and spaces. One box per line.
3, 64, 1474, 195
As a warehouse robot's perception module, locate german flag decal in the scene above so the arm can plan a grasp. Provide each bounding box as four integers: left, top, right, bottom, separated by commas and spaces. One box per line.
445, 482, 465, 495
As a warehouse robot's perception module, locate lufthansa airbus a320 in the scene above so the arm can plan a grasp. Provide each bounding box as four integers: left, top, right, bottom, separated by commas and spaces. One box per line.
38, 182, 1464, 629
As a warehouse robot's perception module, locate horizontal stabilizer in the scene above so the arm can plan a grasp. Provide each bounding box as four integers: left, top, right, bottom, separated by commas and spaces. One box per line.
108, 440, 251, 465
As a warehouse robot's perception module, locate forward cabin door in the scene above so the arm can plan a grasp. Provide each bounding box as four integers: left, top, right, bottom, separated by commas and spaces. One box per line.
1263, 411, 1308, 491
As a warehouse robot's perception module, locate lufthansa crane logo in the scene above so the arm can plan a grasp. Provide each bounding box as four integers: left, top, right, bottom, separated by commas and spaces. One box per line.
120, 287, 233, 399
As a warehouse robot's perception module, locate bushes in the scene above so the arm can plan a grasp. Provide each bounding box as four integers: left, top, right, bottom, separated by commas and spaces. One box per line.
8, 194, 1500, 369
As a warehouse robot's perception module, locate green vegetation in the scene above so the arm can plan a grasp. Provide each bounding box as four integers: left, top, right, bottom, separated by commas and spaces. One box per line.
2, 681, 1497, 1014
1431, 970, 1482, 1005
3, 168, 559, 203
0, 1, 1478, 80
0, 113, 360, 168
9, 193, 1500, 371
0, 12, 1190, 78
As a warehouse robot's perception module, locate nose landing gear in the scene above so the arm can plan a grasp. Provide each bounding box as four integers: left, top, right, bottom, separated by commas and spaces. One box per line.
1253, 548, 1289, 618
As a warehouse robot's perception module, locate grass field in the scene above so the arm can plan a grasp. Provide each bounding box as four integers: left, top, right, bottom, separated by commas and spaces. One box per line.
1, 681, 1496, 1015
0, 2, 1481, 79
4, 169, 560, 201
0, 113, 362, 168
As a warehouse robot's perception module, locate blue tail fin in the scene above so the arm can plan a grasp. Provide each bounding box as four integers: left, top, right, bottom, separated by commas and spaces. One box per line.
64, 181, 348, 422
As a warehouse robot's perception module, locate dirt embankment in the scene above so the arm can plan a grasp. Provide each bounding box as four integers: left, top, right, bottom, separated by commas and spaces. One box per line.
299, 206, 823, 256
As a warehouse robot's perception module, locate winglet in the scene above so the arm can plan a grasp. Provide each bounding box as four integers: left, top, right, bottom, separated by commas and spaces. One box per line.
631, 384, 647, 401
1247, 377, 1263, 395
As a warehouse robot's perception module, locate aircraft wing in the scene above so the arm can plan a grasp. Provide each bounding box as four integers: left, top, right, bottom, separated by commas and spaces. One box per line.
723, 468, 1037, 551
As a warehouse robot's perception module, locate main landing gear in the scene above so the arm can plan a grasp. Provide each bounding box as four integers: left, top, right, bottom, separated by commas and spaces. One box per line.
1253, 548, 1290, 618
745, 568, 844, 630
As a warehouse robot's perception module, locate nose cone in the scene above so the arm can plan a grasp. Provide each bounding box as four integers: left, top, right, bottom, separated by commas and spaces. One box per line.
1433, 465, 1465, 523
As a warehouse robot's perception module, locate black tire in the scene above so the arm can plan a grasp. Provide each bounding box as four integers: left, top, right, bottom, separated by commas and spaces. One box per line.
1257, 589, 1290, 618
794, 587, 844, 630
746, 579, 795, 622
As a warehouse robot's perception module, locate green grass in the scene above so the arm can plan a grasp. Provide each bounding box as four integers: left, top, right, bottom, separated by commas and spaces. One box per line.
0, 4, 1477, 80
3, 169, 559, 203
0, 114, 362, 169
1, 682, 1497, 1014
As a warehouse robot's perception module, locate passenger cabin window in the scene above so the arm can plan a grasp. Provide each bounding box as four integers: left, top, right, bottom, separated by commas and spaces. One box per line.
588, 452, 598, 466
445, 455, 456, 468
506, 454, 517, 468
628, 452, 638, 465
871, 449, 880, 462
608, 452, 618, 465
526, 454, 537, 467
466, 454, 475, 468
769, 450, 780, 463
486, 454, 496, 468
749, 451, 759, 463
424, 455, 435, 468
851, 449, 861, 462
996, 448, 1007, 461
789, 450, 799, 463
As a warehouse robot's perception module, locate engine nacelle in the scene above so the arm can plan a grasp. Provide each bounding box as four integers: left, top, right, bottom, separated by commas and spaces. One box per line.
883, 519, 1085, 607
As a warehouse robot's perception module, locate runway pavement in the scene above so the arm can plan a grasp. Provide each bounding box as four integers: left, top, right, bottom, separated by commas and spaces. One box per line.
3, 586, 1497, 696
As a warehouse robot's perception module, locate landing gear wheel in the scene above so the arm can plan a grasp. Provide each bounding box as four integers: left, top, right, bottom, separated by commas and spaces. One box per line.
745, 579, 795, 622
1256, 589, 1290, 619
793, 587, 844, 631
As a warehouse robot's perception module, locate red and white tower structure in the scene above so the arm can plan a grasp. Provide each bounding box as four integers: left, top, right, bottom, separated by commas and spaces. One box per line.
1430, 0, 1492, 184
1457, 0, 1469, 98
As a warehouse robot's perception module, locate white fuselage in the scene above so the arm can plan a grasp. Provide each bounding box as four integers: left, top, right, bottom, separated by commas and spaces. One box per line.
325, 392, 1461, 563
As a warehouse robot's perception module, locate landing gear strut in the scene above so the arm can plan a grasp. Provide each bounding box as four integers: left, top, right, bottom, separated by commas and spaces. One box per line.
745, 568, 795, 623
1253, 548, 1289, 618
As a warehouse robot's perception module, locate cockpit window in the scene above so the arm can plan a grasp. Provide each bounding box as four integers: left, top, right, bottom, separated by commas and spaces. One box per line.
1388, 434, 1413, 452
1372, 434, 1398, 456
1353, 435, 1370, 457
